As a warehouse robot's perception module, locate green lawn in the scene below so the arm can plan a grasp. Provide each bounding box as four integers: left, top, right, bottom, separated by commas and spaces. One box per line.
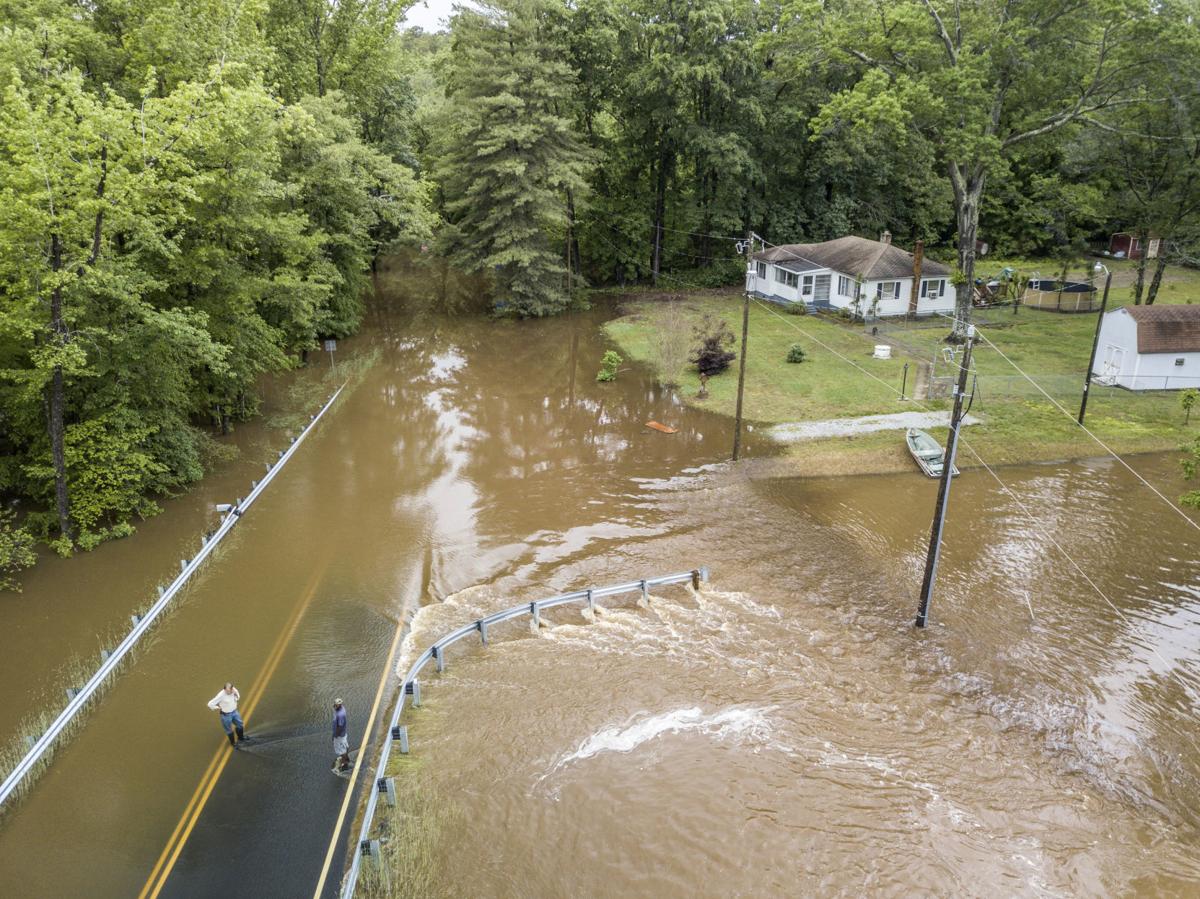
602, 272, 1200, 473
604, 292, 927, 424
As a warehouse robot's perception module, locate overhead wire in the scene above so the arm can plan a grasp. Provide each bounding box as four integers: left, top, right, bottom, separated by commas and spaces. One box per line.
934, 311, 1200, 536
751, 298, 1200, 710
584, 236, 1200, 708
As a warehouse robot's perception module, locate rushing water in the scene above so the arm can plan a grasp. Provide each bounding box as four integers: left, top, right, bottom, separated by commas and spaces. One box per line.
1, 258, 1198, 896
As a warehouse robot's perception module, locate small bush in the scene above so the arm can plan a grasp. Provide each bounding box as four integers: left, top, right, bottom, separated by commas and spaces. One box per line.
689, 316, 736, 377
0, 509, 36, 591
786, 344, 807, 364
784, 302, 807, 315
596, 350, 622, 382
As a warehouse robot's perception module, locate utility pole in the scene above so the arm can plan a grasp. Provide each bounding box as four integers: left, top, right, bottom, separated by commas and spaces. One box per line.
732, 231, 754, 461
1078, 262, 1112, 425
914, 325, 975, 629
732, 293, 750, 460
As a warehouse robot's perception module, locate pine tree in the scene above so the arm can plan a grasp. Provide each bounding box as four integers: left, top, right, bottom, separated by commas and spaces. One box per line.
440, 0, 590, 317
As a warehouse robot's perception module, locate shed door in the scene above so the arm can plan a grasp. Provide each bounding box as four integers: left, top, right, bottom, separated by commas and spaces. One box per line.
814, 274, 831, 302
1103, 345, 1124, 378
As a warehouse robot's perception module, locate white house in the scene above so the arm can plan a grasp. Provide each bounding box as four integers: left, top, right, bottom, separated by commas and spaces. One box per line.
746, 232, 955, 318
1091, 305, 1200, 391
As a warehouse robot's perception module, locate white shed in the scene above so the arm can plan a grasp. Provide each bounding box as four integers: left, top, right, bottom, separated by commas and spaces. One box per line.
746, 233, 954, 318
1091, 305, 1200, 390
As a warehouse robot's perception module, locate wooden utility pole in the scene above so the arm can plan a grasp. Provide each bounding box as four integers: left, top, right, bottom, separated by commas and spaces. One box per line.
732, 292, 750, 461
733, 232, 753, 461
1079, 263, 1112, 425
914, 326, 975, 628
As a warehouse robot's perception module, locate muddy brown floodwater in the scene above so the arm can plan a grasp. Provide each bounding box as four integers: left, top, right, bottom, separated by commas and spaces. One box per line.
2, 257, 1199, 897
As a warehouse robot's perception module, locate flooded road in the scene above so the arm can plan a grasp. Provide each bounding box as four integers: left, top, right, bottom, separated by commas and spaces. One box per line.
393, 453, 1200, 897
1, 256, 1198, 896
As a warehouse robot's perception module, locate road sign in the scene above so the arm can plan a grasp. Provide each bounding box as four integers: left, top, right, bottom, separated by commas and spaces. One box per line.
323, 339, 337, 352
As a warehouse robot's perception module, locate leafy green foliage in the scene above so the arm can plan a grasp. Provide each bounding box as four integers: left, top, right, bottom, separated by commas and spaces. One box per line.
787, 344, 807, 364
596, 350, 622, 382
1181, 389, 1198, 425
1182, 436, 1200, 510
438, 0, 592, 317
0, 0, 432, 563
0, 508, 36, 592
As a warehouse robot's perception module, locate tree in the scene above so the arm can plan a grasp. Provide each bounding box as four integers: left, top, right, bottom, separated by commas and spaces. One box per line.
439, 0, 591, 316
794, 0, 1155, 340
1182, 436, 1200, 510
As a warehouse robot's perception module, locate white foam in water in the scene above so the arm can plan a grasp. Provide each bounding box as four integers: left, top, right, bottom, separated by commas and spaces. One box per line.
548, 705, 778, 776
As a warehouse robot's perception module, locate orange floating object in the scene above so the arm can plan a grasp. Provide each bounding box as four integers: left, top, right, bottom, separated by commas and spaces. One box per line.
646, 421, 678, 434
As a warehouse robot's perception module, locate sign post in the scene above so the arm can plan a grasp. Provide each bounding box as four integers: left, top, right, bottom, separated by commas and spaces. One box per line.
324, 338, 337, 374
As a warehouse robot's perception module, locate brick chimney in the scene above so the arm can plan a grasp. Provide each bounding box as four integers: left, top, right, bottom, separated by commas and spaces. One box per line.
880, 230, 892, 245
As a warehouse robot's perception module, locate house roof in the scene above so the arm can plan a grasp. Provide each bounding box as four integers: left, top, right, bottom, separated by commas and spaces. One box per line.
753, 235, 951, 280
1125, 304, 1200, 354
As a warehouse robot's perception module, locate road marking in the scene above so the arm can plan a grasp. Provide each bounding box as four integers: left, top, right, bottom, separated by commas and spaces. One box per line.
310, 617, 407, 899
138, 560, 328, 899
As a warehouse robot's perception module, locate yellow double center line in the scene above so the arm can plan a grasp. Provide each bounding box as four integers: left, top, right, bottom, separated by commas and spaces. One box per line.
138, 559, 329, 899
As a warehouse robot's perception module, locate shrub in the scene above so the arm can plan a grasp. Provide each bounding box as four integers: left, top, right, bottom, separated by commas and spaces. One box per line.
596, 350, 622, 382
652, 302, 691, 388
1182, 388, 1198, 425
0, 509, 36, 591
784, 301, 807, 315
689, 316, 736, 377
786, 344, 807, 364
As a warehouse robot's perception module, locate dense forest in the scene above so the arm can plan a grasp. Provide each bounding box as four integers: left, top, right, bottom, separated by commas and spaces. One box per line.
2, 0, 1198, 576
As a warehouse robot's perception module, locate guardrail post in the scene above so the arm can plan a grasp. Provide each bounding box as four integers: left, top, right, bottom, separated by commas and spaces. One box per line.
530, 601, 541, 631
377, 777, 397, 806
156, 585, 165, 597
65, 688, 80, 701
391, 725, 409, 754
638, 579, 650, 607
180, 559, 188, 573
586, 589, 595, 619
478, 619, 488, 645
432, 645, 444, 673
100, 649, 112, 663
405, 680, 421, 708
360, 839, 382, 868
131, 614, 142, 627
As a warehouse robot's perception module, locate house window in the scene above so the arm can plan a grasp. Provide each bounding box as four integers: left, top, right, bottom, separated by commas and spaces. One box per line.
774, 267, 798, 288
756, 261, 767, 278
875, 281, 901, 300
1176, 358, 1186, 366
920, 279, 945, 299
801, 274, 813, 295
837, 275, 853, 297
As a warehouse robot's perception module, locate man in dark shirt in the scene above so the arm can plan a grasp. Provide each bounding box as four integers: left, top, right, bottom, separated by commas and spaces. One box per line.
331, 699, 350, 774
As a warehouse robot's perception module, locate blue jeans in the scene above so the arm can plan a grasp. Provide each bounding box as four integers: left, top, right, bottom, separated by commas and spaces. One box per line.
219, 710, 244, 734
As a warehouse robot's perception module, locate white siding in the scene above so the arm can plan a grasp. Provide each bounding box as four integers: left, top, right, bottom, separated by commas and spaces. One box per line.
1093, 308, 1200, 390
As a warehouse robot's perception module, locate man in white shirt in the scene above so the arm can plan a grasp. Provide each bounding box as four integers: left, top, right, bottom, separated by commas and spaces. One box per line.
207, 682, 248, 748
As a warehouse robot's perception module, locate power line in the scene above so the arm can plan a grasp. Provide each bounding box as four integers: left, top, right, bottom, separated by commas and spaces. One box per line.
593, 213, 743, 243
752, 297, 1200, 710
592, 217, 740, 265
937, 312, 1200, 536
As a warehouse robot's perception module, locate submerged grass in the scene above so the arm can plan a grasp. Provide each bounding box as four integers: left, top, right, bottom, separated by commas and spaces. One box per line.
0, 379, 362, 815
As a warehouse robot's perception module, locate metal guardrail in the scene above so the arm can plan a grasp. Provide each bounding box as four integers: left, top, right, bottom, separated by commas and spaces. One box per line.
341, 567, 709, 898
0, 385, 346, 809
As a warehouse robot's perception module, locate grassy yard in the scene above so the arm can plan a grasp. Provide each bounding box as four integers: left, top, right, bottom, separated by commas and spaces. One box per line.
601, 265, 1200, 474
